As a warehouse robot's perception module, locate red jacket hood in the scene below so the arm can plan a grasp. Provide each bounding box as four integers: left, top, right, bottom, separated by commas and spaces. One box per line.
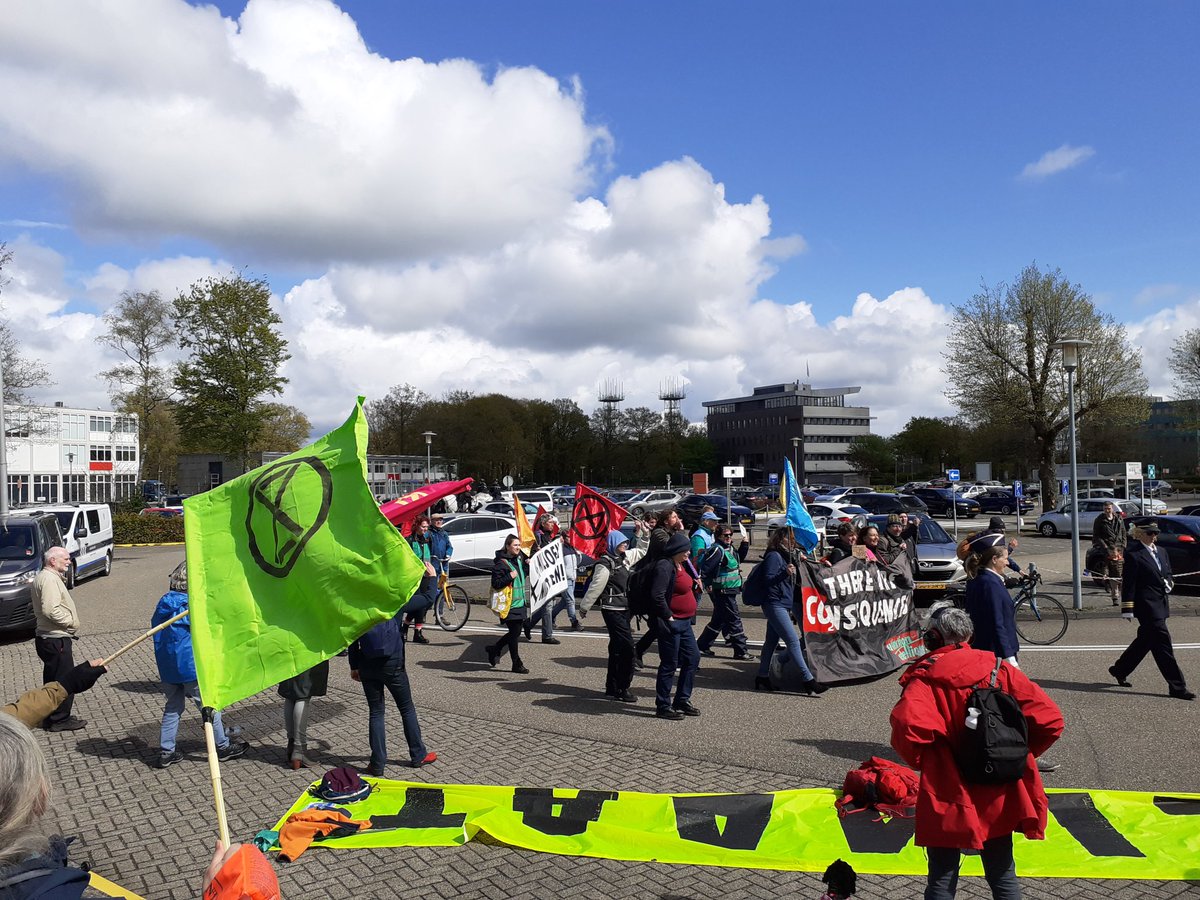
899, 643, 998, 691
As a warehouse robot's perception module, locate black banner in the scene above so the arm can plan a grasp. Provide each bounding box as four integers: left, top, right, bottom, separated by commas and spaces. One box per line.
797, 553, 924, 684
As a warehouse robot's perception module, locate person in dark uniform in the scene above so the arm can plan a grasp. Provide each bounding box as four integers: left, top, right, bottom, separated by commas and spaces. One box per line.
1110, 520, 1194, 700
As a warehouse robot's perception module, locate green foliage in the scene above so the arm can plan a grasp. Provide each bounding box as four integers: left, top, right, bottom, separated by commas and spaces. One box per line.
1169, 329, 1200, 402
847, 434, 895, 482
173, 273, 290, 472
113, 513, 185, 544
367, 383, 430, 455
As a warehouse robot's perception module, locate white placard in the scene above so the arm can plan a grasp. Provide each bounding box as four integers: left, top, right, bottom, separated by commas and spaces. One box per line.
528, 538, 568, 613
722, 466, 745, 479
1125, 461, 1142, 480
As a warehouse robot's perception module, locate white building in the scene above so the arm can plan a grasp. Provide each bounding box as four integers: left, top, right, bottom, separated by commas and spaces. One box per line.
3, 402, 140, 505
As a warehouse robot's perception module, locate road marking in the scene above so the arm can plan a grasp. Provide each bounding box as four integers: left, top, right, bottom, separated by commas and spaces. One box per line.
1020, 643, 1200, 652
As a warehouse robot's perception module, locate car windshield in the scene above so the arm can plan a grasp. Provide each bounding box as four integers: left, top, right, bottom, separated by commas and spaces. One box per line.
867, 515, 951, 544
52, 512, 74, 533
839, 506, 870, 516
628, 491, 652, 502
0, 525, 37, 560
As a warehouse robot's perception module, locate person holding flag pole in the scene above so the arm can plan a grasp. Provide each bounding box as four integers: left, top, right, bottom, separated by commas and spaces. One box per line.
180, 399, 429, 867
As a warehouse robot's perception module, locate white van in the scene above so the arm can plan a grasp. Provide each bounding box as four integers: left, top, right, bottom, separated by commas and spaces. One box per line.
500, 490, 555, 509
28, 504, 114, 588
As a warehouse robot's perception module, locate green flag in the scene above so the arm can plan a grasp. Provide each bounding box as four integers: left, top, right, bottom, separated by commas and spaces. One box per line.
184, 398, 425, 710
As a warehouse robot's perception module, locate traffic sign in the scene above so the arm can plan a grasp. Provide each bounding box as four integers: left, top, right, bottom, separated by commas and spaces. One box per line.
1148, 464, 1157, 480
768, 473, 779, 485
947, 469, 960, 482
502, 475, 514, 487
1125, 461, 1142, 480
722, 466, 745, 479
1060, 479, 1070, 496
1013, 480, 1023, 499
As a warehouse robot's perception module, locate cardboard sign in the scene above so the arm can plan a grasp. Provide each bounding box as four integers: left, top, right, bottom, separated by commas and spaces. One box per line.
528, 538, 568, 613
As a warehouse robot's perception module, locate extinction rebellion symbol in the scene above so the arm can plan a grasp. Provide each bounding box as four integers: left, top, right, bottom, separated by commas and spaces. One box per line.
246, 457, 333, 578
570, 495, 610, 544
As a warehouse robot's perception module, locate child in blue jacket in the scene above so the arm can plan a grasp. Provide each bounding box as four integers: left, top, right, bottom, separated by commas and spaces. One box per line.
152, 584, 249, 769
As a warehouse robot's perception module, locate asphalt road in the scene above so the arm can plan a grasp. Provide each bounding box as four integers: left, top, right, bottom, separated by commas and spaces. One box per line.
43, 542, 1200, 793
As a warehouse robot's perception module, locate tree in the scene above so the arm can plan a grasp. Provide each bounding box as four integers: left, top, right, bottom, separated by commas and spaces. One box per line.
173, 273, 290, 471
1169, 329, 1200, 400
0, 243, 52, 404
99, 290, 176, 479
847, 434, 895, 483
366, 383, 429, 454
891, 416, 967, 477
251, 403, 312, 452
944, 264, 1149, 510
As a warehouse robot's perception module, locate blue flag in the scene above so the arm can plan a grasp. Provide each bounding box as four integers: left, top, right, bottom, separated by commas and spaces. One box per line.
783, 459, 820, 552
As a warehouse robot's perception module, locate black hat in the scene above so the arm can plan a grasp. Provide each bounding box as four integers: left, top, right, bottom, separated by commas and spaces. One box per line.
1140, 519, 1162, 533
988, 516, 1006, 531
663, 532, 691, 557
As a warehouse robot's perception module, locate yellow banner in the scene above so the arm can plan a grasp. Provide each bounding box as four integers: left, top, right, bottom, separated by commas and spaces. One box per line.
273, 781, 1200, 880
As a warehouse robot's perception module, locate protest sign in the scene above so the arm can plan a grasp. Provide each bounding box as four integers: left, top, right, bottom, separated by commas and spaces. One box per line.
529, 538, 568, 613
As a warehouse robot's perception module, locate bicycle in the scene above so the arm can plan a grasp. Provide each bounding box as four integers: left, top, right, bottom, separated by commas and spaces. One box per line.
948, 562, 1069, 645
1011, 563, 1069, 645
433, 561, 473, 632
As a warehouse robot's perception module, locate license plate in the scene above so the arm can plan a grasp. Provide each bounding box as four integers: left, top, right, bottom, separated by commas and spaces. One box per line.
914, 582, 947, 590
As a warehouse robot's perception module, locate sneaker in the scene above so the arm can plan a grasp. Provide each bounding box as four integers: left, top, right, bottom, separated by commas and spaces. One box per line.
733, 652, 756, 661
512, 664, 530, 674
1037, 759, 1060, 773
216, 739, 250, 761
542, 637, 561, 645
411, 751, 438, 768
412, 630, 430, 644
570, 622, 584, 631
157, 750, 184, 769
46, 717, 86, 732
673, 702, 702, 717
655, 707, 684, 721
366, 762, 386, 777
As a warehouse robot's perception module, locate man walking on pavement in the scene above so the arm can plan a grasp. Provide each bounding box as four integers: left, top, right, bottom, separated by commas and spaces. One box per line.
1092, 501, 1125, 606
1110, 520, 1194, 700
31, 547, 87, 731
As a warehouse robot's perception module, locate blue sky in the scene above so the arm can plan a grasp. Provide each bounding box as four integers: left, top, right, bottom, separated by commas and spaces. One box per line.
2, 0, 1198, 434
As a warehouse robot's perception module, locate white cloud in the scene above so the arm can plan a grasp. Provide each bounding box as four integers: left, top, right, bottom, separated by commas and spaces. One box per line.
1019, 144, 1096, 180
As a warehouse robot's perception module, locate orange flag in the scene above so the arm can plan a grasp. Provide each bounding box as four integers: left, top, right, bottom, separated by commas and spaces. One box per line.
514, 498, 536, 555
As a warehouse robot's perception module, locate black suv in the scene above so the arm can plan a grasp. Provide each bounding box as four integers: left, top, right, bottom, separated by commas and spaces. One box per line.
851, 493, 930, 516
912, 488, 980, 519
676, 493, 754, 528
0, 512, 67, 633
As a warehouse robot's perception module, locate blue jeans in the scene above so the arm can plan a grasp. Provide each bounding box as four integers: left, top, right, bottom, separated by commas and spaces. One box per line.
160, 681, 228, 752
756, 600, 815, 682
925, 835, 1020, 900
530, 589, 577, 638
359, 646, 426, 768
402, 575, 436, 626
655, 617, 701, 710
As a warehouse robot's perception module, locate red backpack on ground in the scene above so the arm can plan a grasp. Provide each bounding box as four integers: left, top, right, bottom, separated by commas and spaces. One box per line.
835, 756, 919, 819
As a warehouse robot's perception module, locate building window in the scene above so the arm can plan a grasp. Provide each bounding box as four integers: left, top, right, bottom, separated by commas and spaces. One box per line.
6, 475, 29, 506
89, 415, 114, 434
61, 414, 87, 440
708, 404, 736, 415
89, 475, 112, 503
115, 415, 138, 434
33, 475, 58, 504
115, 446, 136, 462
63, 475, 86, 502
113, 474, 136, 500
90, 446, 113, 463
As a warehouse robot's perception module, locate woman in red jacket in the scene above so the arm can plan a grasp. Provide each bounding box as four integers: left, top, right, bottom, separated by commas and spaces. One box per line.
890, 603, 1064, 899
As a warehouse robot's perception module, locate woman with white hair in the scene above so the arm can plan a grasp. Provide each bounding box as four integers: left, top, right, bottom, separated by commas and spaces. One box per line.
0, 714, 90, 895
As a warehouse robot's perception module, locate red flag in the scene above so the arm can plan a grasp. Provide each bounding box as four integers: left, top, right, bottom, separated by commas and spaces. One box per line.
379, 477, 473, 535
567, 483, 627, 558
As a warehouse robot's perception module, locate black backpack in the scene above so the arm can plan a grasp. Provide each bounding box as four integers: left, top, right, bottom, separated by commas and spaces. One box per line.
626, 555, 658, 618
956, 658, 1030, 784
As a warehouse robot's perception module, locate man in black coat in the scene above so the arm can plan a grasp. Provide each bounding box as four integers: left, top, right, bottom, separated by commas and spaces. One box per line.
1109, 520, 1194, 700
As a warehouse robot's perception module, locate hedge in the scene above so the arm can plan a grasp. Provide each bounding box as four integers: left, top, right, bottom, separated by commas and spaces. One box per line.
113, 514, 185, 544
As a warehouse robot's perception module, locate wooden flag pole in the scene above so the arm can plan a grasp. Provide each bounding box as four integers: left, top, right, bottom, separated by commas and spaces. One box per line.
203, 708, 232, 847
99, 610, 189, 666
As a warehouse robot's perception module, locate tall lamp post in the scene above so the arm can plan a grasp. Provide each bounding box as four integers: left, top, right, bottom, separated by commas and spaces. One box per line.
0, 359, 7, 518
1052, 338, 1093, 611
421, 431, 436, 485
791, 436, 801, 483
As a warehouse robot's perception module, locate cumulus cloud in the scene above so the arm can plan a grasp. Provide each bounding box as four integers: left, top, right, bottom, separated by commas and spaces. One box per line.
0, 0, 607, 262
1019, 144, 1096, 180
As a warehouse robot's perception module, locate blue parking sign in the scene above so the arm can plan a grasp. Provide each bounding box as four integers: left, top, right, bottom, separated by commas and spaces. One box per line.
768, 473, 779, 485
947, 469, 960, 482
1061, 479, 1070, 495
1148, 464, 1157, 480
1013, 480, 1023, 498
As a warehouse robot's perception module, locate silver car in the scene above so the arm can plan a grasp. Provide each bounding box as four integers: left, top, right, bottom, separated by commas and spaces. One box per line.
623, 490, 681, 518
1036, 499, 1140, 537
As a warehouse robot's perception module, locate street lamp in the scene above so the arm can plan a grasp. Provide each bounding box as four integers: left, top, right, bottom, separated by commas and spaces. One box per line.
1052, 338, 1093, 611
421, 431, 436, 485
791, 436, 801, 483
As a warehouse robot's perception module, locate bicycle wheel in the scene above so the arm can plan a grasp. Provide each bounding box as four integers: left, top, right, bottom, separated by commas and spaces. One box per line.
1015, 593, 1069, 645
436, 584, 472, 632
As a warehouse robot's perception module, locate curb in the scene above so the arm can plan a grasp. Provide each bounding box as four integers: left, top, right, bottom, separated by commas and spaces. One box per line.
115, 542, 185, 548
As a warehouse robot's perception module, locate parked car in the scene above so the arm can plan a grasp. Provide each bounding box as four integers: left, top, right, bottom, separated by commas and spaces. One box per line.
1178, 505, 1200, 517
139, 507, 183, 518
1144, 480, 1174, 497
676, 493, 754, 527
865, 514, 966, 602
897, 481, 931, 493
27, 503, 115, 587
767, 502, 870, 538
954, 484, 988, 499
814, 486, 873, 502
1035, 499, 1141, 537
851, 493, 920, 516
162, 494, 188, 510
435, 513, 518, 575
605, 490, 639, 505
974, 490, 1036, 516
912, 488, 980, 519
0, 512, 67, 633
623, 490, 681, 518
501, 489, 555, 509
481, 500, 540, 518
731, 489, 771, 510
1126, 516, 1200, 584
551, 486, 576, 507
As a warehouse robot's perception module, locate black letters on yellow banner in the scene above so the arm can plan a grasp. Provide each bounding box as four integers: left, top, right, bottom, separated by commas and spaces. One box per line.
512, 789, 619, 837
